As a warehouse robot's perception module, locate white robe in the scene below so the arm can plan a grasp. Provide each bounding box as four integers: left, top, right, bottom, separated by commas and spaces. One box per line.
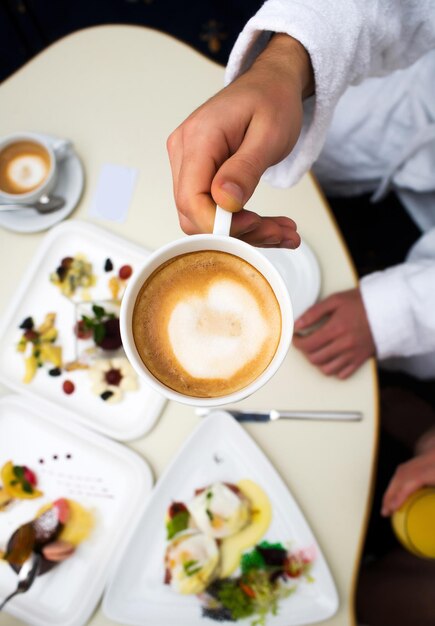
225, 0, 435, 378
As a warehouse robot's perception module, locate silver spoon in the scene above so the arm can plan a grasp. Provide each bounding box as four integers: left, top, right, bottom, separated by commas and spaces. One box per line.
0, 194, 65, 214
0, 552, 41, 611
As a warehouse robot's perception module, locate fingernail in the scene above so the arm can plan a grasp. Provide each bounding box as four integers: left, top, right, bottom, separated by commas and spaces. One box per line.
280, 239, 297, 249
294, 317, 305, 330
263, 237, 281, 245
220, 182, 244, 207
238, 221, 260, 236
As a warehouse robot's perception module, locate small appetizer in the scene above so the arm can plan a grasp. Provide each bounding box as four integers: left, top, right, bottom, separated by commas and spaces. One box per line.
165, 530, 219, 595
188, 482, 251, 539
88, 357, 138, 403
17, 314, 62, 383
2, 498, 94, 576
76, 304, 122, 352
0, 461, 42, 511
49, 254, 96, 298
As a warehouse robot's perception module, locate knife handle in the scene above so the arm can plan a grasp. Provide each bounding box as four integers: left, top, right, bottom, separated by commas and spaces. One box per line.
231, 412, 270, 422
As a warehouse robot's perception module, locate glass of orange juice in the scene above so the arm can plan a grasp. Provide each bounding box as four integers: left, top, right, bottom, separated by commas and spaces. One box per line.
392, 487, 435, 558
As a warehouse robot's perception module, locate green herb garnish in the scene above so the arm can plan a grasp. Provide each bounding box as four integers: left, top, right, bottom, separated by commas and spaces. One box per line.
81, 306, 115, 346
183, 559, 202, 577
166, 510, 190, 539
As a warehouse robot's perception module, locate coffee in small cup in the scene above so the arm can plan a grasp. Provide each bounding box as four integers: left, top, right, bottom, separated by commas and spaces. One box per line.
0, 140, 52, 195
132, 250, 281, 398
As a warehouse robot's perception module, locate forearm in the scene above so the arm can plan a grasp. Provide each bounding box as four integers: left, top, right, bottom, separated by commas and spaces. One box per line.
360, 261, 435, 359
225, 0, 435, 187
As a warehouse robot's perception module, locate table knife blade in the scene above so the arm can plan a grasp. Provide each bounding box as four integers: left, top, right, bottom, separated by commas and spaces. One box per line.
196, 408, 363, 422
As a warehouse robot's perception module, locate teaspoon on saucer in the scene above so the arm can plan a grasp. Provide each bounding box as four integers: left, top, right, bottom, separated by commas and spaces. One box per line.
0, 194, 65, 214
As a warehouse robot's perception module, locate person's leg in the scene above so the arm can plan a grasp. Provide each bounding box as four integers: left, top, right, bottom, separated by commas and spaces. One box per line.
326, 192, 421, 278
357, 546, 435, 626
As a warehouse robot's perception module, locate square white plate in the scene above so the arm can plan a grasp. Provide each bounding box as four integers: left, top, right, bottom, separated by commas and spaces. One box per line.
0, 220, 166, 441
0, 394, 153, 626
103, 411, 338, 626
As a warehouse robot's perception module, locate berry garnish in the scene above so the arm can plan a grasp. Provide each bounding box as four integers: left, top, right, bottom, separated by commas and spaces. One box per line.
19, 317, 34, 330
104, 258, 114, 272
24, 329, 39, 342
49, 367, 62, 377
98, 318, 122, 350
118, 265, 133, 280
101, 390, 114, 401
23, 467, 37, 487
53, 498, 70, 524
80, 305, 122, 350
62, 380, 75, 395
56, 265, 68, 281
105, 368, 122, 386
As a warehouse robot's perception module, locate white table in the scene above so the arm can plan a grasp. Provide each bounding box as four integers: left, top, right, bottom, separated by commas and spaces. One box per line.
0, 25, 378, 626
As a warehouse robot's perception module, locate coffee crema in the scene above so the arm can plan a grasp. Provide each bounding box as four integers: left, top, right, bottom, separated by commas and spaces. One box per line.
132, 250, 282, 398
0, 140, 51, 195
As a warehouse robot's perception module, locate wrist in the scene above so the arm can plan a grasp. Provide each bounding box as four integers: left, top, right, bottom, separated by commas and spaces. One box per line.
254, 33, 314, 99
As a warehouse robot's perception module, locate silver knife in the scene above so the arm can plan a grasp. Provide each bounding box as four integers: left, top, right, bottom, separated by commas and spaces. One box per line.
196, 408, 363, 422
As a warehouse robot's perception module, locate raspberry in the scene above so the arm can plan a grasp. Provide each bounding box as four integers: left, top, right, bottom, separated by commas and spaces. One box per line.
62, 380, 75, 395
23, 466, 37, 486
118, 265, 133, 280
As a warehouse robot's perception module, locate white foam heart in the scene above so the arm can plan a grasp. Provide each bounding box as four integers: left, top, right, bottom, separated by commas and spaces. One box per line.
167, 279, 269, 379
7, 154, 48, 190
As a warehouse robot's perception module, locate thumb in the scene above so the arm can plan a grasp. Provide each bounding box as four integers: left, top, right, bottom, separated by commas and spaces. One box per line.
211, 116, 286, 212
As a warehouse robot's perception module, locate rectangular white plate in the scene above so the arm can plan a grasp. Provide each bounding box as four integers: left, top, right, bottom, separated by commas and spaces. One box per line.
0, 220, 166, 441
103, 411, 339, 626
0, 394, 153, 626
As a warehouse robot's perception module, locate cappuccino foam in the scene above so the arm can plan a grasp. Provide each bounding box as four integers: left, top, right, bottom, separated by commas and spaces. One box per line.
132, 251, 281, 398
0, 140, 51, 194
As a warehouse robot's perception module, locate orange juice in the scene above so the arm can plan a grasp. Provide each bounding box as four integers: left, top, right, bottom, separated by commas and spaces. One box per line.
392, 487, 435, 558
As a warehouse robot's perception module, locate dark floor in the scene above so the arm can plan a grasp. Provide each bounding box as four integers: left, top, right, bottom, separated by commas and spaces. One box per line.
0, 0, 263, 83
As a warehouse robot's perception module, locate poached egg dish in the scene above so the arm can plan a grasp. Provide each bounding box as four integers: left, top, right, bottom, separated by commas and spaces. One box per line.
165, 530, 219, 594
187, 482, 250, 539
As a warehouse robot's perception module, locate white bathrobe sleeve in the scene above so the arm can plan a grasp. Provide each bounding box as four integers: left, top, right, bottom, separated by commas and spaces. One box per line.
225, 0, 435, 188
360, 230, 435, 361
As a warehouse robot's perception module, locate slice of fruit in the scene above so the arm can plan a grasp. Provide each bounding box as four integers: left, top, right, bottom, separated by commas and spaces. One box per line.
218, 479, 272, 578
1, 461, 43, 500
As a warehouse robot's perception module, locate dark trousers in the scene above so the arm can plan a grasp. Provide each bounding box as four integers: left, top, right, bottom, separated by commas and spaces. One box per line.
327, 192, 435, 626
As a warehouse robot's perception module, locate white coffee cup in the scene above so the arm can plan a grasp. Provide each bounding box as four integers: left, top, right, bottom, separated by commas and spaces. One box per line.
0, 132, 70, 204
120, 207, 293, 407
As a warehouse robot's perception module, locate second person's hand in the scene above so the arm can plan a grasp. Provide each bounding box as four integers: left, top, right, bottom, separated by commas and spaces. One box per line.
167, 33, 314, 247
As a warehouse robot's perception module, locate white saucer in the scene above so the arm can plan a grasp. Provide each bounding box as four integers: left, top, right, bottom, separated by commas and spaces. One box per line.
260, 240, 322, 319
0, 133, 84, 234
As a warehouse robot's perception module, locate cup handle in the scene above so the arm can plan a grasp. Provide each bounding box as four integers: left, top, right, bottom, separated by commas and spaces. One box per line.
213, 205, 232, 236
52, 139, 72, 161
